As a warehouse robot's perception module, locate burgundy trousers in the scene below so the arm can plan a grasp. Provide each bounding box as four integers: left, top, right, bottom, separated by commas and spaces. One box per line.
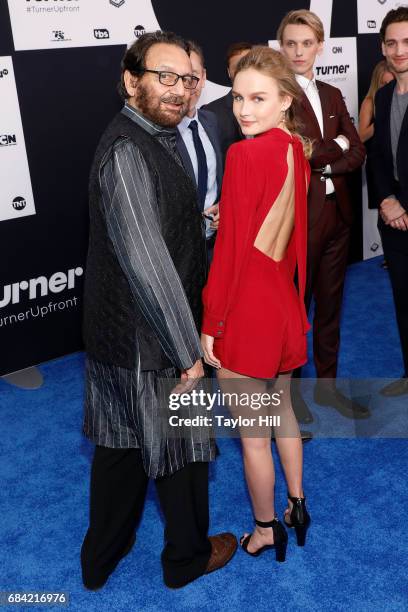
305, 195, 350, 379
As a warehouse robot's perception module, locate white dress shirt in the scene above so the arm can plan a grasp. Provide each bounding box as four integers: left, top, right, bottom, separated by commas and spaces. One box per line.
178, 111, 218, 238
296, 74, 349, 195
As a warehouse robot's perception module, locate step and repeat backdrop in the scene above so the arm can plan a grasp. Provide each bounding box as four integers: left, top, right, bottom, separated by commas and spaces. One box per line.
0, 0, 400, 375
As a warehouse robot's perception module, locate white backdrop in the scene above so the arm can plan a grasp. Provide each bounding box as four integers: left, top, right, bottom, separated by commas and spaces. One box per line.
357, 0, 406, 34
0, 56, 35, 222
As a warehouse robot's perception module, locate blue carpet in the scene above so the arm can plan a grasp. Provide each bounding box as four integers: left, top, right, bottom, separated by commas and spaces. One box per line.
0, 256, 407, 611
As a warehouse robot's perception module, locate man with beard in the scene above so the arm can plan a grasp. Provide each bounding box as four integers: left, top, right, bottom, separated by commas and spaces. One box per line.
370, 7, 408, 397
81, 31, 237, 591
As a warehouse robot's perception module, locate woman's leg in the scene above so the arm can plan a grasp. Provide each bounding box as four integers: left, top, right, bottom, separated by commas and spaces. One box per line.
273, 372, 304, 518
217, 367, 277, 552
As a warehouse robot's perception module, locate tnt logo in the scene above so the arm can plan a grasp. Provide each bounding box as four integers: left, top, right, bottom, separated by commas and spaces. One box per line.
0, 69, 9, 78
134, 25, 146, 38
332, 46, 342, 54
12, 197, 26, 211
94, 28, 109, 39
52, 31, 65, 40
367, 20, 377, 29
110, 0, 125, 7
0, 135, 17, 146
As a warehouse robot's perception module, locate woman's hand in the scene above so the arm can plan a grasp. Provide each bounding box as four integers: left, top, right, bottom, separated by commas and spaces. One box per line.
201, 333, 221, 369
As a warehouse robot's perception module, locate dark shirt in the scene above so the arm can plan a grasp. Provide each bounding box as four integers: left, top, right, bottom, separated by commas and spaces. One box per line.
83, 104, 215, 477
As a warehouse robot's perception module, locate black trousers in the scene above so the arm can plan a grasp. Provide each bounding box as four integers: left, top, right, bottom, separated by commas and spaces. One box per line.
381, 243, 408, 376
81, 447, 211, 588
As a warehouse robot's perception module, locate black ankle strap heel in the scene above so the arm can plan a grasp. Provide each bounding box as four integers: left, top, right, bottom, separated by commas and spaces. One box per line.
284, 493, 311, 547
240, 517, 288, 562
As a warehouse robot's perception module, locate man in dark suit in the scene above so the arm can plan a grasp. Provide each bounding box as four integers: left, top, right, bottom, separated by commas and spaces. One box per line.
370, 7, 408, 397
176, 41, 223, 257
278, 10, 369, 420
201, 42, 252, 161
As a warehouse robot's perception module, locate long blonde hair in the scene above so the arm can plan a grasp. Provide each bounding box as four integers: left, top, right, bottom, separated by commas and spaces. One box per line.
366, 60, 394, 101
234, 46, 313, 158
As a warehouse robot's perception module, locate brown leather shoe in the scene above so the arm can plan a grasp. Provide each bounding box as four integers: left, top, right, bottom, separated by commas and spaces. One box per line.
205, 532, 238, 574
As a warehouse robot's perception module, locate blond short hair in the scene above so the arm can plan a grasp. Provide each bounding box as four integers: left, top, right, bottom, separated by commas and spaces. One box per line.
276, 10, 325, 44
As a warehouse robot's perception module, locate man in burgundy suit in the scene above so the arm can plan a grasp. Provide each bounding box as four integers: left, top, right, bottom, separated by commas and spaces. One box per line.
278, 10, 369, 420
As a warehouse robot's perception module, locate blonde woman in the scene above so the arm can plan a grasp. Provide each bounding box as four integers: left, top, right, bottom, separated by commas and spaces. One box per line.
201, 47, 312, 562
359, 60, 394, 143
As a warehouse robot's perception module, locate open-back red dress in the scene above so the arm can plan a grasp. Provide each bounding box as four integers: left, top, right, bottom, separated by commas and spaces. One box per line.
201, 128, 311, 379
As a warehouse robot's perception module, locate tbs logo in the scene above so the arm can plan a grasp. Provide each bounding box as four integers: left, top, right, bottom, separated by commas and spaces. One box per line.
110, 0, 125, 7
0, 68, 9, 78
94, 28, 109, 39
12, 197, 26, 211
367, 20, 377, 29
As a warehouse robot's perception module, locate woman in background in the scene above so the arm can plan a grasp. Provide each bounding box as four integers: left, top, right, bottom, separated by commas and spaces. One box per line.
359, 60, 394, 267
201, 47, 312, 562
359, 60, 394, 144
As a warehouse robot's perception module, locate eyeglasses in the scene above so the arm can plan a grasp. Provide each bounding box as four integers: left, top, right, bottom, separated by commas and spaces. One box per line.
142, 69, 199, 90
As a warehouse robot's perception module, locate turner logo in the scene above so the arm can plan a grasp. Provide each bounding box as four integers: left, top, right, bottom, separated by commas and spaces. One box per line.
0, 135, 17, 146
0, 267, 83, 309
94, 28, 109, 39
12, 197, 26, 211
316, 64, 350, 76
0, 69, 9, 78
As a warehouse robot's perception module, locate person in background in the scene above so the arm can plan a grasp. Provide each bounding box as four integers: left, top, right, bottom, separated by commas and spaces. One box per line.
359, 60, 395, 144
359, 60, 395, 269
369, 7, 408, 397
176, 40, 223, 260
202, 41, 253, 160
278, 9, 368, 422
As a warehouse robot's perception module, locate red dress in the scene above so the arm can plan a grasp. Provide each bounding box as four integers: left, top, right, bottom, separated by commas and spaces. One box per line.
201, 128, 311, 378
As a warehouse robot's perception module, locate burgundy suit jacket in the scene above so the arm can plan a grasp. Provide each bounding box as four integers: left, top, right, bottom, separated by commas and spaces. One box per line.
295, 80, 365, 229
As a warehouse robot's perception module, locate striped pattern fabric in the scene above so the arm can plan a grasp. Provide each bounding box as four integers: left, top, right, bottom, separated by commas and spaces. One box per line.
83, 105, 215, 478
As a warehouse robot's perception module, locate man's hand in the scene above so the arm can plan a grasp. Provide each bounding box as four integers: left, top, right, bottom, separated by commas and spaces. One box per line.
201, 333, 221, 369
390, 212, 408, 231
336, 134, 350, 150
172, 359, 204, 394
204, 203, 220, 230
380, 198, 407, 224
